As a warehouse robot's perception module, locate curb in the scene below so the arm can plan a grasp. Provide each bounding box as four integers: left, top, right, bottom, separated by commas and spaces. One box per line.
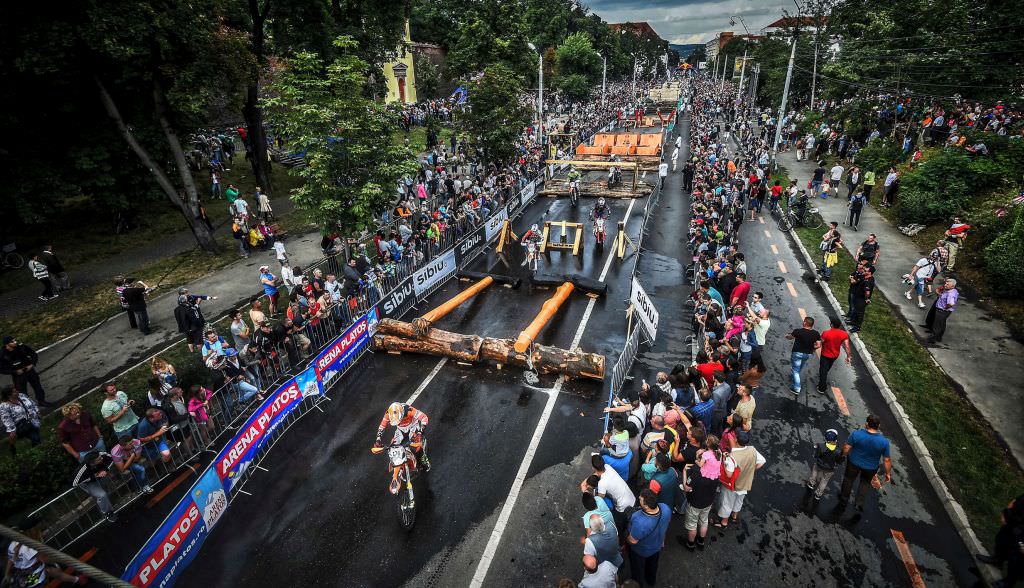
784, 223, 996, 586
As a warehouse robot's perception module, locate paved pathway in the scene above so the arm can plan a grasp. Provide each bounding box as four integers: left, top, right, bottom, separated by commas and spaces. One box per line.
0, 196, 296, 318
778, 148, 1024, 466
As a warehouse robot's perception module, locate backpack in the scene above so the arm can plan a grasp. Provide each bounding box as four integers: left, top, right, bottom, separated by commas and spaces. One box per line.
719, 454, 740, 490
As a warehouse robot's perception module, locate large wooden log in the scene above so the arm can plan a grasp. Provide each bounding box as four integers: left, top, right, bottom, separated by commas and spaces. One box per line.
514, 282, 574, 353
480, 339, 605, 380
372, 318, 605, 380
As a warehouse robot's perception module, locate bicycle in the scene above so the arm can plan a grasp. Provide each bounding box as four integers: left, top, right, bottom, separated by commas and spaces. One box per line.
2, 243, 24, 270
776, 206, 822, 232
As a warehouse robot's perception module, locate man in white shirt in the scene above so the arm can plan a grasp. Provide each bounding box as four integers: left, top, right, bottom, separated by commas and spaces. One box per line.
582, 454, 636, 537
905, 257, 936, 308
273, 240, 288, 267
829, 163, 845, 198
579, 555, 618, 588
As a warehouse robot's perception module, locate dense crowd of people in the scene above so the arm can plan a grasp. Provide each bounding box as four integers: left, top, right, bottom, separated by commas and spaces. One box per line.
565, 73, 901, 588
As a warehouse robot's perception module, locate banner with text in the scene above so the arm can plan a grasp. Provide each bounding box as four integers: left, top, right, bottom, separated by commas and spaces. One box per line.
454, 226, 487, 265
412, 249, 456, 297
377, 276, 415, 319
122, 467, 227, 587
315, 316, 370, 390
630, 277, 660, 341
484, 205, 509, 241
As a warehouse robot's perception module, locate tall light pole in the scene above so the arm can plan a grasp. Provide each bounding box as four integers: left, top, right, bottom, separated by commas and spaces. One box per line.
632, 56, 638, 96
771, 36, 798, 169
602, 55, 607, 107
528, 42, 543, 148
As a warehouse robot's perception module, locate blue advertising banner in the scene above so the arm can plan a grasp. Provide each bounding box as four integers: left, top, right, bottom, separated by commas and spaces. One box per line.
314, 315, 369, 390
122, 467, 227, 587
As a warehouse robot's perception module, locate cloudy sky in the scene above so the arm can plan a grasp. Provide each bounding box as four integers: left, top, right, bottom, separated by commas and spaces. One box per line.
583, 0, 790, 45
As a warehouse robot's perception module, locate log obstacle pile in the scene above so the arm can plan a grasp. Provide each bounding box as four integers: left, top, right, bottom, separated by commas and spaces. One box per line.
370, 274, 606, 381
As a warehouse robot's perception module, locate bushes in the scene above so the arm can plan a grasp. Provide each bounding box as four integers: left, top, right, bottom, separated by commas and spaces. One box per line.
896, 149, 1010, 224
985, 205, 1024, 296
856, 137, 904, 174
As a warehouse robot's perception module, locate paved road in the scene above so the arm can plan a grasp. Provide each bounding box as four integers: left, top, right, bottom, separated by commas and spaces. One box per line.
78, 117, 978, 587
778, 148, 1024, 467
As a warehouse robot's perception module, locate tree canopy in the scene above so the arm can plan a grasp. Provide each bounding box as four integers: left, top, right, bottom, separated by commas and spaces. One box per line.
263, 37, 417, 235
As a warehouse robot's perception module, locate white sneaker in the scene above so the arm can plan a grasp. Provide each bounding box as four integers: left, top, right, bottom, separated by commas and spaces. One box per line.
142, 485, 154, 494
918, 302, 926, 308
905, 291, 912, 300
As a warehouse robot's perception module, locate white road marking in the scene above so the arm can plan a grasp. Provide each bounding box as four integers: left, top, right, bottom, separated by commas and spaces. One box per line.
470, 197, 638, 587
404, 358, 447, 405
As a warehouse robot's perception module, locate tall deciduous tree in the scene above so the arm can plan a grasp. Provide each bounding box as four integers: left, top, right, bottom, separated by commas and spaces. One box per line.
263, 37, 417, 235
85, 0, 251, 253
460, 63, 532, 164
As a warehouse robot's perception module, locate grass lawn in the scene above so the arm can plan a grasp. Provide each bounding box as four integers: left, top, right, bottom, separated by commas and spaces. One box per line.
783, 200, 1024, 542
392, 126, 455, 156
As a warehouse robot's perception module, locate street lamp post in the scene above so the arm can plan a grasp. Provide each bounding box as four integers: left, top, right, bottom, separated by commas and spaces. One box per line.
602, 55, 607, 107
527, 42, 543, 148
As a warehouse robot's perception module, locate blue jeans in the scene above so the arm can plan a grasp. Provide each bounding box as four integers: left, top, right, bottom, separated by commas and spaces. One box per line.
235, 380, 261, 404
78, 439, 108, 463
124, 462, 147, 488
791, 351, 813, 392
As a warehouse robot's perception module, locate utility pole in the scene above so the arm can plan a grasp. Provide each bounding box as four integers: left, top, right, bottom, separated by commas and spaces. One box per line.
810, 35, 819, 109
719, 55, 727, 93
538, 50, 544, 147
602, 55, 607, 107
737, 49, 748, 102
632, 56, 637, 97
772, 37, 798, 169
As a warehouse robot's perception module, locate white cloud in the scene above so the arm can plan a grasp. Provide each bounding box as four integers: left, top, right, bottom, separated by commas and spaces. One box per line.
584, 0, 786, 44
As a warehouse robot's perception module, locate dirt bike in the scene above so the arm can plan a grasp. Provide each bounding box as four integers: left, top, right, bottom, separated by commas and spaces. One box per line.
523, 239, 539, 271
372, 441, 422, 529
568, 179, 580, 207
593, 217, 606, 249
607, 169, 621, 189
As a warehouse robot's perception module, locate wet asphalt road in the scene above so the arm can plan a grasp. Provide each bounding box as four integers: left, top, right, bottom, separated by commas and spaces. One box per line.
170, 129, 659, 587
83, 116, 979, 587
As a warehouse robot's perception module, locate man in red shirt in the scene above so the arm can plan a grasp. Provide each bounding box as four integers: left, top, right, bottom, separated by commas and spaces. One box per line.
817, 317, 852, 393
729, 273, 751, 307
695, 351, 724, 390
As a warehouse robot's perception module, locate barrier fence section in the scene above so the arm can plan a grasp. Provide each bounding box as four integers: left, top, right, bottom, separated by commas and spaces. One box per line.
119, 175, 544, 588
602, 115, 670, 426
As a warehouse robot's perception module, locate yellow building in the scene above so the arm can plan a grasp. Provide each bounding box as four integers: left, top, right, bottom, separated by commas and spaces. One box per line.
384, 21, 417, 104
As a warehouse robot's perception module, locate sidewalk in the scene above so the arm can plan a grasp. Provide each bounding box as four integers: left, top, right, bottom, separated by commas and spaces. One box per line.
0, 197, 296, 319
30, 227, 323, 405
778, 148, 1024, 466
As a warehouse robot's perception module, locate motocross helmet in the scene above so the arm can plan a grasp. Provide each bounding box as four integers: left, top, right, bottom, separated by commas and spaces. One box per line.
387, 402, 407, 426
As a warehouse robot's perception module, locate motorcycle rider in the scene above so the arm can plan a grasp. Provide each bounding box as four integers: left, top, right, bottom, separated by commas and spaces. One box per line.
567, 167, 582, 200
592, 198, 610, 222
373, 402, 431, 490
521, 223, 544, 246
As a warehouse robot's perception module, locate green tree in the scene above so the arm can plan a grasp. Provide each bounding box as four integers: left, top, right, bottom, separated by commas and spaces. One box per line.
460, 63, 532, 163
556, 32, 601, 82
445, 0, 533, 80
415, 54, 443, 99
263, 37, 417, 235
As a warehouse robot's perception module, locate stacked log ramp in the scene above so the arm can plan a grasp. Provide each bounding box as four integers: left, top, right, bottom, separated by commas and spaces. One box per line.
370, 273, 606, 381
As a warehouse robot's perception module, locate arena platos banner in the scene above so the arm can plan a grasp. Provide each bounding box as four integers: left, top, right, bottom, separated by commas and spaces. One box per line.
314, 315, 370, 389
122, 468, 227, 587
214, 376, 308, 493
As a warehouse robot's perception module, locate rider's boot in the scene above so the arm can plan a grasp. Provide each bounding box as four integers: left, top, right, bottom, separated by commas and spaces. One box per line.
420, 452, 431, 472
